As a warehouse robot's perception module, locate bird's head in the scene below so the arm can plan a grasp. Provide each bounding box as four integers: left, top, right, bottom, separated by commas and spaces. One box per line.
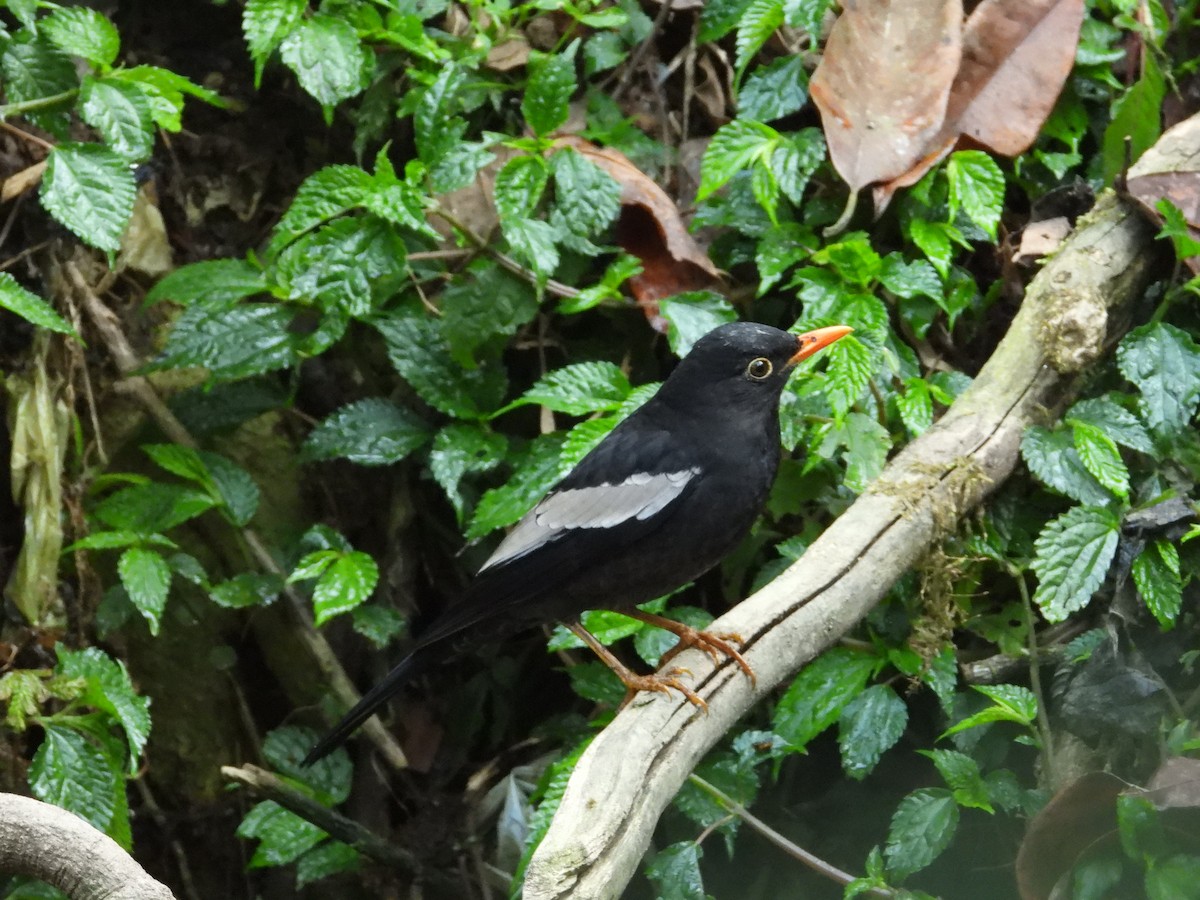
662, 321, 853, 411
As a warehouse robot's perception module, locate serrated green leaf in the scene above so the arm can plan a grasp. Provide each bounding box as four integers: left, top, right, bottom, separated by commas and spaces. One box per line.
739, 55, 808, 122
659, 292, 738, 357
559, 416, 619, 471
838, 411, 891, 494
495, 155, 550, 222
885, 788, 959, 879
822, 336, 874, 415
735, 0, 784, 79
634, 607, 713, 667
1102, 52, 1163, 184
549, 148, 622, 244
773, 646, 876, 749
947, 151, 1004, 240
1117, 322, 1200, 435
92, 482, 218, 533
313, 552, 379, 624
262, 725, 352, 803
1031, 505, 1120, 622
279, 15, 372, 119
1066, 396, 1154, 454
512, 361, 632, 416
297, 841, 360, 888
0, 273, 76, 335
942, 684, 1038, 740
117, 547, 170, 635
697, 119, 777, 201
1146, 854, 1200, 900
42, 6, 119, 67
1132, 538, 1182, 628
209, 572, 282, 608
351, 604, 407, 649
429, 424, 507, 523
277, 215, 409, 316
56, 646, 151, 768
243, 0, 306, 86
41, 143, 137, 254
896, 377, 934, 435
467, 434, 566, 540
907, 218, 954, 279
106, 64, 226, 131
1, 35, 77, 135
79, 77, 155, 161
143, 443, 210, 484
523, 44, 578, 135
153, 303, 298, 381
0, 671, 50, 731
921, 749, 992, 812
504, 216, 561, 278
238, 801, 327, 868
838, 684, 907, 780
375, 312, 507, 419
200, 452, 260, 526
415, 64, 467, 167
1072, 421, 1129, 497
644, 842, 705, 900
879, 255, 942, 301
267, 165, 374, 256
773, 128, 825, 205
698, 0, 757, 42
441, 263, 538, 367
302, 398, 430, 466
146, 259, 266, 308
1021, 426, 1113, 505
784, 0, 834, 33
30, 725, 117, 834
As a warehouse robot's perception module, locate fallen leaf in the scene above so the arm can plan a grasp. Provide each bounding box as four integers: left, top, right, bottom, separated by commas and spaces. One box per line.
1013, 215, 1070, 266
810, 0, 963, 193
487, 38, 530, 72
1127, 171, 1200, 274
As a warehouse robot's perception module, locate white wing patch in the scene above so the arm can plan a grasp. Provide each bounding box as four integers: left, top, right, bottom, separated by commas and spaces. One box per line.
479, 468, 700, 572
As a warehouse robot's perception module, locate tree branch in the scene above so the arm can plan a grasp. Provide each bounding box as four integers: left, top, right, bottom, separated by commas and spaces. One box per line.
524, 113, 1197, 900
0, 793, 174, 900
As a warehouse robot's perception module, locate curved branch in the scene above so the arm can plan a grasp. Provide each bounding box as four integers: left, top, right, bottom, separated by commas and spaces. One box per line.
524, 113, 1198, 900
0, 793, 174, 900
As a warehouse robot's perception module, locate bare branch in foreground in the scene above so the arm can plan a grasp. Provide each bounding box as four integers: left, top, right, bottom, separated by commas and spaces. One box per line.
524, 113, 1197, 900
0, 793, 174, 900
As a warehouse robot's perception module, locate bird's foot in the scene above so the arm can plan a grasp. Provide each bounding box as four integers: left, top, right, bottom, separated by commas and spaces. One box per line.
618, 667, 708, 712
625, 611, 758, 687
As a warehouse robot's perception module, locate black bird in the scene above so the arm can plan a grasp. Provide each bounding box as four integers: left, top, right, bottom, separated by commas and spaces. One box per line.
304, 321, 852, 764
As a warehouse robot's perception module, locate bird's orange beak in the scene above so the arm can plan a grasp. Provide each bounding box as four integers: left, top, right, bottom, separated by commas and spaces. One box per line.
790, 325, 854, 364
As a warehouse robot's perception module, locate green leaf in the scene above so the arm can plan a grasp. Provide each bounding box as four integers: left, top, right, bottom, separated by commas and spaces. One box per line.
880, 255, 942, 301
56, 646, 151, 768
564, 660, 626, 705
92, 482, 218, 533
822, 335, 874, 416
0, 670, 50, 731
302, 398, 430, 466
549, 148, 622, 245
429, 424, 507, 523
773, 647, 876, 749
634, 607, 714, 667
199, 452, 260, 526
837, 412, 891, 494
79, 77, 155, 161
523, 44, 578, 135
838, 684, 907, 780
107, 65, 226, 132
735, 0, 785, 79
697, 119, 777, 201
1072, 421, 1129, 498
784, 0, 834, 33
42, 6, 119, 67
645, 842, 705, 900
415, 64, 467, 168
313, 552, 379, 625
351, 604, 407, 649
494, 154, 550, 222
1147, 854, 1200, 900
67, 528, 166, 552
297, 841, 360, 888
896, 377, 934, 435
243, 0, 307, 86
152, 303, 299, 381
773, 128, 825, 205
503, 217, 561, 278
262, 725, 352, 803
1102, 52, 1164, 184
1132, 539, 1182, 628
146, 259, 266, 308
375, 312, 507, 419
440, 263, 538, 367
943, 684, 1038, 737
1155, 199, 1200, 260
466, 434, 566, 540
30, 725, 117, 833
699, 0, 757, 42
921, 749, 993, 812
510, 361, 632, 416
739, 55, 808, 122
946, 151, 1004, 240
142, 443, 211, 484
1, 35, 77, 135
238, 801, 327, 868
885, 788, 959, 879
1031, 505, 1121, 623
210, 572, 282, 609
1020, 426, 1114, 505
1117, 322, 1200, 435
117, 547, 171, 635
1118, 794, 1164, 861
41, 143, 137, 254
267, 165, 374, 255
0, 273, 76, 335
1066, 396, 1154, 454
277, 216, 409, 317
907, 218, 955, 279
659, 291, 738, 357
279, 14, 372, 119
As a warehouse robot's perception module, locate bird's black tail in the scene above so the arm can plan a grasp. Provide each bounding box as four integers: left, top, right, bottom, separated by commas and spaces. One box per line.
302, 648, 429, 766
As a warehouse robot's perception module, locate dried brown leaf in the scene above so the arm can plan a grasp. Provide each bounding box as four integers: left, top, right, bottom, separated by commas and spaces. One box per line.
1127, 170, 1200, 274
810, 0, 963, 192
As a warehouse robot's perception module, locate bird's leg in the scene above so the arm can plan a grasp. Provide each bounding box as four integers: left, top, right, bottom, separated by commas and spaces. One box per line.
622, 610, 757, 687
565, 622, 708, 711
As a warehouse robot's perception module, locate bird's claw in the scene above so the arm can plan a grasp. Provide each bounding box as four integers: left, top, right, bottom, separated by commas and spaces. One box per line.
658, 628, 757, 687
618, 667, 709, 713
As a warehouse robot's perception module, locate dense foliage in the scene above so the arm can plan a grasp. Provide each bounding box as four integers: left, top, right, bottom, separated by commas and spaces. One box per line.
0, 0, 1198, 897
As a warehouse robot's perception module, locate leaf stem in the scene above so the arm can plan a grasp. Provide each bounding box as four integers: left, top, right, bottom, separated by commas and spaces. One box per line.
0, 89, 78, 119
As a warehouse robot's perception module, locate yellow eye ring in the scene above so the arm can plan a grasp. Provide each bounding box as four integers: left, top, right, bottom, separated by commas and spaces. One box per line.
746, 357, 773, 379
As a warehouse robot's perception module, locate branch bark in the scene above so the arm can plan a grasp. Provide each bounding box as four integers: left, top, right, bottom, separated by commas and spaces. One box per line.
0, 793, 174, 899
524, 114, 1197, 900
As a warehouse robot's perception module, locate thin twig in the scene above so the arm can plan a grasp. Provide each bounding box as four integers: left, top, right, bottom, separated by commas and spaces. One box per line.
612, 0, 674, 101
1014, 568, 1055, 767
687, 774, 895, 897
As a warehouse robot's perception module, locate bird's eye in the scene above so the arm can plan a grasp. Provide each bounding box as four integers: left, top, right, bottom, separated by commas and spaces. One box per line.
746, 357, 773, 379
